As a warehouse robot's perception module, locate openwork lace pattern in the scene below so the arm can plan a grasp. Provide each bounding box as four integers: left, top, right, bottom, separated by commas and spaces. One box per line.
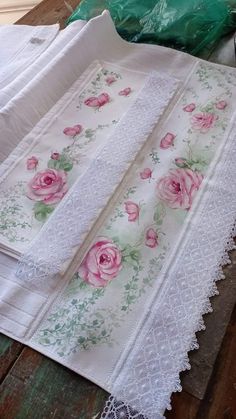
101, 121, 236, 418
15, 72, 178, 292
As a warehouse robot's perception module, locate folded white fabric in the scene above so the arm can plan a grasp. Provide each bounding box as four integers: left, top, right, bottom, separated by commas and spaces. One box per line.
0, 20, 88, 161
0, 23, 59, 90
0, 11, 236, 419
0, 20, 87, 110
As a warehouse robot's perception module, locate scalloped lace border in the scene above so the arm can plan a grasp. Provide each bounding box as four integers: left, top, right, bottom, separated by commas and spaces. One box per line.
100, 114, 236, 418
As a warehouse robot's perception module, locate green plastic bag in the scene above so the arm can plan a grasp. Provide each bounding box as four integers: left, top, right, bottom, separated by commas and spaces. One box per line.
67, 0, 236, 55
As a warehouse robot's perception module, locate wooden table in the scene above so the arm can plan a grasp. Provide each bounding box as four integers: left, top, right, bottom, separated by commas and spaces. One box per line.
0, 1, 236, 418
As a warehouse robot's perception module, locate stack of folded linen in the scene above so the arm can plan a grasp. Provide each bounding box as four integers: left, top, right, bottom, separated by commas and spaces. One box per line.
0, 11, 235, 419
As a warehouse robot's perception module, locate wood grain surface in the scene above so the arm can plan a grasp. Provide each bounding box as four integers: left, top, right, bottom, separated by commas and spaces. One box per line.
17, 0, 81, 28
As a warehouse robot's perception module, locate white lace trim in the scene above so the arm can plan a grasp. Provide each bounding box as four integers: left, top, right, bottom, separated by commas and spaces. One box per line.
15, 71, 179, 292
100, 117, 236, 418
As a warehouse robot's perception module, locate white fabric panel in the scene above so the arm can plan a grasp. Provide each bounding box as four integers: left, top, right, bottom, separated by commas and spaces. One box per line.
0, 23, 59, 87
0, 20, 87, 110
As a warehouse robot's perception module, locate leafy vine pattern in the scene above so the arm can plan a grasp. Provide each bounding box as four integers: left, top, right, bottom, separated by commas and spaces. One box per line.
1, 61, 232, 355
76, 68, 122, 110
0, 182, 31, 243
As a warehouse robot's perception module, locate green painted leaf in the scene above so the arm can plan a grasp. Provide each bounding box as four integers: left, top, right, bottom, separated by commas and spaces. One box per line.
85, 129, 94, 138
47, 159, 61, 170
48, 155, 73, 172
153, 202, 166, 225
174, 158, 189, 168
61, 161, 73, 172
34, 202, 54, 221
129, 249, 140, 262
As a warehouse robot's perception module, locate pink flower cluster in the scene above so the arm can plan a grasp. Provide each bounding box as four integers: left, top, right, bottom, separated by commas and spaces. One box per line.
106, 76, 116, 85
140, 168, 152, 180
78, 238, 122, 287
191, 112, 218, 133
118, 87, 131, 96
145, 228, 158, 248
27, 156, 38, 170
183, 103, 196, 112
63, 124, 83, 137
125, 201, 139, 222
27, 169, 68, 205
160, 133, 175, 149
156, 168, 203, 210
84, 93, 110, 108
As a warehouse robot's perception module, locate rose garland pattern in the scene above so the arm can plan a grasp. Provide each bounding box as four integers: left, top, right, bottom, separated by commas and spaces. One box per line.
35, 62, 235, 356
23, 67, 131, 222
0, 182, 31, 243
26, 122, 116, 221
0, 66, 133, 235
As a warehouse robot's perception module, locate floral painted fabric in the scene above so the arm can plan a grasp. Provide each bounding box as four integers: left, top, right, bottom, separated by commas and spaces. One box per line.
0, 61, 144, 256
31, 61, 236, 382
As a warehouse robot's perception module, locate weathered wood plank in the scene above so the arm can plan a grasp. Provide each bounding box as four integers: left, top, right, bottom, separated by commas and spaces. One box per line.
0, 347, 107, 419
165, 391, 200, 419
182, 248, 236, 399
197, 305, 236, 419
16, 0, 81, 28
0, 334, 23, 383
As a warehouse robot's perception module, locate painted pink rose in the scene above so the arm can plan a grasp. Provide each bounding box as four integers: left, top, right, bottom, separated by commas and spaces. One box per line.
125, 201, 140, 222
160, 132, 175, 149
183, 103, 196, 112
191, 112, 218, 133
84, 93, 110, 108
156, 168, 203, 210
27, 156, 38, 170
145, 228, 158, 248
78, 238, 122, 287
119, 87, 131, 96
63, 124, 83, 137
140, 168, 152, 180
215, 100, 227, 110
106, 76, 116, 85
51, 152, 60, 160
27, 169, 68, 205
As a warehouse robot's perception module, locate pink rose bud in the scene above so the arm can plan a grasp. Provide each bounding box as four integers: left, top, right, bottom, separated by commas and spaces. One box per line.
125, 201, 140, 222
160, 132, 175, 149
63, 124, 83, 136
174, 157, 188, 168
51, 152, 60, 160
145, 228, 158, 248
106, 76, 116, 85
119, 87, 132, 96
27, 156, 38, 170
140, 168, 152, 180
84, 93, 110, 108
215, 100, 227, 110
183, 103, 196, 112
